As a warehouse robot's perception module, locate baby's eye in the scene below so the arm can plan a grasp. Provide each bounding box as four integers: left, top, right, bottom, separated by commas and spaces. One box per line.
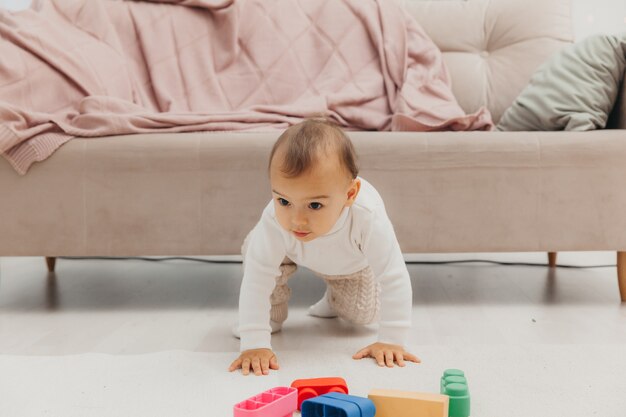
277, 198, 290, 206
309, 202, 323, 210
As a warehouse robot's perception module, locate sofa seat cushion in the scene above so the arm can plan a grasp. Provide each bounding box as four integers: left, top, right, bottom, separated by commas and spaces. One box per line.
3, 130, 626, 255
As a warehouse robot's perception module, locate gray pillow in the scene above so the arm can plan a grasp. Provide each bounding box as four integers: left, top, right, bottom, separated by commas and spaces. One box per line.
497, 33, 626, 131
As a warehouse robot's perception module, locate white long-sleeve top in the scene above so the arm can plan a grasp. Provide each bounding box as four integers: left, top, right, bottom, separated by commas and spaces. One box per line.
238, 178, 412, 352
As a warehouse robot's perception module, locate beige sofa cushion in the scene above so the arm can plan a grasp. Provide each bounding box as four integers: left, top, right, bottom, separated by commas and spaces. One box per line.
401, 0, 572, 123
4, 130, 626, 256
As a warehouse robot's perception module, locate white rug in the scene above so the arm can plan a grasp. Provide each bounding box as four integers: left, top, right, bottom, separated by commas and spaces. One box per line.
2, 344, 625, 417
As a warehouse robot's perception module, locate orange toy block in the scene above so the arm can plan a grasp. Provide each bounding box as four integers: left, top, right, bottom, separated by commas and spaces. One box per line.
368, 389, 449, 417
290, 377, 349, 410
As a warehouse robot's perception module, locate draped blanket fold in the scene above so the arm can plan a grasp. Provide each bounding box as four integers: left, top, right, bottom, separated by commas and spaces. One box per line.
0, 0, 492, 174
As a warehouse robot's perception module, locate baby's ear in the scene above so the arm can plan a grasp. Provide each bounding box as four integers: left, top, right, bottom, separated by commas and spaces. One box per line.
345, 178, 361, 207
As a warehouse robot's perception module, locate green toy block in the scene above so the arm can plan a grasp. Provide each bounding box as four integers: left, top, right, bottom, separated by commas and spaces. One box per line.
440, 369, 470, 417
440, 369, 465, 393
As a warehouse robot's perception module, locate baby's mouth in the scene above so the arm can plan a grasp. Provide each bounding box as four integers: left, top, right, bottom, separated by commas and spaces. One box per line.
292, 230, 311, 237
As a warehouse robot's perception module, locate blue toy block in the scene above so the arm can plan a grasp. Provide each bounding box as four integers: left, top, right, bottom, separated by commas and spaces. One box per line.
301, 392, 376, 417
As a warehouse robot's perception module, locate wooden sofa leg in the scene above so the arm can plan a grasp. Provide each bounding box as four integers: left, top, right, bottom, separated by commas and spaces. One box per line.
617, 252, 626, 302
45, 257, 56, 272
548, 252, 557, 268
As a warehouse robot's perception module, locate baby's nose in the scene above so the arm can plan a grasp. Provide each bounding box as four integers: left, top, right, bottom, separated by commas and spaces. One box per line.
292, 211, 307, 226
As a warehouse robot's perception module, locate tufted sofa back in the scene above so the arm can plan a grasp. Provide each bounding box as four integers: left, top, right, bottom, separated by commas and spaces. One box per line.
400, 0, 573, 123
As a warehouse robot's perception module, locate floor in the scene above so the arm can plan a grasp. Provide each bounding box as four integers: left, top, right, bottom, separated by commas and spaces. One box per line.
1, 252, 625, 416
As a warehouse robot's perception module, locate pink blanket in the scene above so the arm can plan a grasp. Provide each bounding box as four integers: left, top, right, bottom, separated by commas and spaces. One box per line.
0, 0, 493, 175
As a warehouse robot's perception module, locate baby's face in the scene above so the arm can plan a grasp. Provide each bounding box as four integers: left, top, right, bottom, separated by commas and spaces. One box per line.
270, 154, 359, 242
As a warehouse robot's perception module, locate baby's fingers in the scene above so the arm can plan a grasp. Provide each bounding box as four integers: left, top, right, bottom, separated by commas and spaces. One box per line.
352, 348, 370, 360
228, 358, 242, 372
374, 351, 386, 367
384, 351, 395, 367
403, 352, 421, 363
251, 357, 263, 376
269, 356, 280, 370
241, 358, 252, 376
260, 357, 271, 375
395, 353, 406, 367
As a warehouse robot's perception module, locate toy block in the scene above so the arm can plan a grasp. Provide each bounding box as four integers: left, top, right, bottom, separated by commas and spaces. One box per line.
290, 377, 348, 410
301, 392, 375, 417
233, 386, 297, 417
440, 369, 470, 417
368, 389, 448, 417
440, 369, 465, 393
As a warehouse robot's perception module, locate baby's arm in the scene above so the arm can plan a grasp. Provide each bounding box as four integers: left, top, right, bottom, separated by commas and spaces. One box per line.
233, 208, 287, 374
358, 207, 417, 366
229, 348, 279, 376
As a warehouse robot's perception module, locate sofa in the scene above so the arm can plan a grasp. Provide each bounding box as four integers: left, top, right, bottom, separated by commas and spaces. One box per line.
2, 0, 625, 302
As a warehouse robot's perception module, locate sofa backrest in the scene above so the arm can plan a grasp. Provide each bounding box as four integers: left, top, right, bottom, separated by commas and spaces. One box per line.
401, 0, 573, 123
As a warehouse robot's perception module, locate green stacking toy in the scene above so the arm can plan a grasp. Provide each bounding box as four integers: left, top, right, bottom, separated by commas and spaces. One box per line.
440, 369, 470, 417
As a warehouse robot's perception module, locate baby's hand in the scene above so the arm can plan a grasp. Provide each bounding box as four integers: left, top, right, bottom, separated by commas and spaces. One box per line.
353, 342, 420, 368
228, 348, 279, 376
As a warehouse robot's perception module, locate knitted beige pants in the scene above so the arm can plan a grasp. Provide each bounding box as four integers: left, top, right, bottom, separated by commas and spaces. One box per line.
269, 258, 380, 325
242, 233, 380, 325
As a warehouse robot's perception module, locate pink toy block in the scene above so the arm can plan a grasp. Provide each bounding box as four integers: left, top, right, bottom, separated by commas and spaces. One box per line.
233, 386, 297, 417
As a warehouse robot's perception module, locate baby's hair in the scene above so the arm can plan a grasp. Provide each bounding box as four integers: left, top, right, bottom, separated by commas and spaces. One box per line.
269, 118, 359, 179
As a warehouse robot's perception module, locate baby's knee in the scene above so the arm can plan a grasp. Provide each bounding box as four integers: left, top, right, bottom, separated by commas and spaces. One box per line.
329, 294, 379, 325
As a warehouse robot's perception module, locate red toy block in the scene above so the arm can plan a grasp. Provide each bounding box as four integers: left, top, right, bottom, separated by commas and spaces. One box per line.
290, 377, 349, 410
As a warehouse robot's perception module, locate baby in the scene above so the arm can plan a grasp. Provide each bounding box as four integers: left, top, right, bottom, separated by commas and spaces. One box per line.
229, 119, 419, 376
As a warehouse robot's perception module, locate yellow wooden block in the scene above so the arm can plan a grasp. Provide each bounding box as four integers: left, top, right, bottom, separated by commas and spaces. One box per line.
368, 389, 449, 417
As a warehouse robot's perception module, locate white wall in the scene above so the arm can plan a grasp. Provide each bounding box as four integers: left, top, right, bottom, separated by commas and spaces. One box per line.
1, 0, 625, 38
572, 0, 626, 39
0, 0, 30, 11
